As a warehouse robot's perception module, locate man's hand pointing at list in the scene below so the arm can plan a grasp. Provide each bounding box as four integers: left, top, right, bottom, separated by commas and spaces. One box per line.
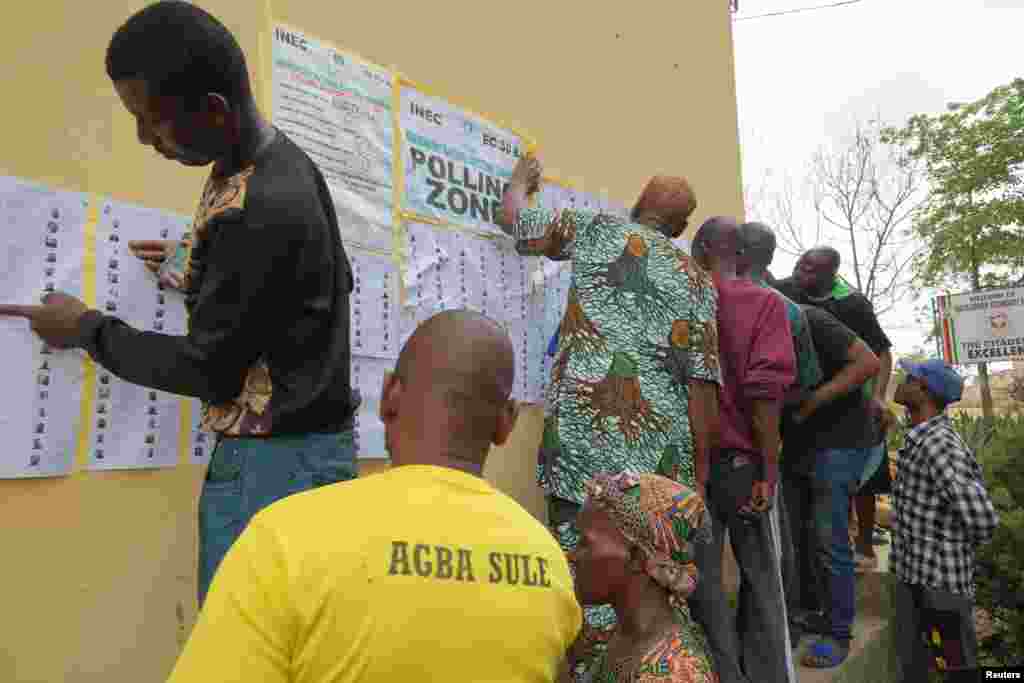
0, 292, 91, 349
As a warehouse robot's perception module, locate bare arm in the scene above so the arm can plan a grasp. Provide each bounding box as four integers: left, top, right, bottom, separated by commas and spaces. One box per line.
874, 349, 893, 400
688, 379, 720, 495
742, 295, 794, 491
497, 155, 541, 232
750, 400, 782, 488
795, 339, 880, 423
498, 178, 532, 232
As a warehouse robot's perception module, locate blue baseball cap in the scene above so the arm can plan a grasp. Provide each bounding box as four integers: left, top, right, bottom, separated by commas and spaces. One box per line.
899, 358, 964, 404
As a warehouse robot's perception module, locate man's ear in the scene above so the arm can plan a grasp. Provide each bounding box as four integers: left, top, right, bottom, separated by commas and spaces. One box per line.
379, 371, 402, 423
491, 399, 520, 447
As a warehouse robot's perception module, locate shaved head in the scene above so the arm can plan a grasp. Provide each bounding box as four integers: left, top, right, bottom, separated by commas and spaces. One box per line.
806, 246, 841, 272
631, 175, 697, 238
794, 245, 841, 296
692, 216, 741, 271
738, 221, 777, 274
384, 310, 517, 469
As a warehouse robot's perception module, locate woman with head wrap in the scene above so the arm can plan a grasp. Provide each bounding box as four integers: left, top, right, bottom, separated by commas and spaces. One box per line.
570, 472, 718, 683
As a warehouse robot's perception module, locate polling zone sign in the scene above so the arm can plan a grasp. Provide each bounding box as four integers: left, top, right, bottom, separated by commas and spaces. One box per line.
398, 82, 534, 234
935, 285, 1024, 364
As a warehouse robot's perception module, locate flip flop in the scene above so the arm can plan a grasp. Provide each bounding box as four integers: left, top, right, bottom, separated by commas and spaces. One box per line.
802, 638, 850, 668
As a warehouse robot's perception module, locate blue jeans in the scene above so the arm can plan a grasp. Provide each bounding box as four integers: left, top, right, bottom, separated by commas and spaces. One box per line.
812, 446, 871, 642
197, 431, 358, 606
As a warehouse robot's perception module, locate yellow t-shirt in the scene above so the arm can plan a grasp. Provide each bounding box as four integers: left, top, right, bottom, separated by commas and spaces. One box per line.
168, 464, 582, 683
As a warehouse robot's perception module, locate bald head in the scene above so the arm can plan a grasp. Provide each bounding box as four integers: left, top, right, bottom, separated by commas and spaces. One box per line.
738, 221, 777, 274
384, 310, 517, 469
631, 175, 697, 238
793, 246, 841, 297
692, 216, 741, 271
807, 246, 841, 272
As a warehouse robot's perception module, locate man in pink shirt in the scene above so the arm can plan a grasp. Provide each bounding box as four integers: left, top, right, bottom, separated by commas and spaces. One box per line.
687, 216, 797, 683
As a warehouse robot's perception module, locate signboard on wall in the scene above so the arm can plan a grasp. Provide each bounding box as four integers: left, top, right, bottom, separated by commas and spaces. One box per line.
271, 24, 394, 252
398, 83, 532, 234
935, 285, 1024, 364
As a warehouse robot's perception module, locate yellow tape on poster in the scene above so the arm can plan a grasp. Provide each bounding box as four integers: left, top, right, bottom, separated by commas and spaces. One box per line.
73, 199, 99, 472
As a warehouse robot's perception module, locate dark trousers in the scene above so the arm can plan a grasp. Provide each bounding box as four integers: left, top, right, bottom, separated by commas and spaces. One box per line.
689, 453, 795, 683
892, 580, 979, 683
781, 467, 827, 619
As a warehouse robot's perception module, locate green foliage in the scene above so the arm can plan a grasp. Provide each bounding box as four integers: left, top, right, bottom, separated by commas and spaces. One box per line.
971, 414, 1024, 666
882, 80, 1024, 289
887, 413, 1024, 666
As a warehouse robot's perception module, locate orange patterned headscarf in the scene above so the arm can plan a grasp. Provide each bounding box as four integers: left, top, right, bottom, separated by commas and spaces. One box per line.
632, 176, 698, 237
585, 472, 710, 604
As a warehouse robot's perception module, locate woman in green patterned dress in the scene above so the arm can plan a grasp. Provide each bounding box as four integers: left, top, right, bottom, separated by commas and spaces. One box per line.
569, 472, 718, 683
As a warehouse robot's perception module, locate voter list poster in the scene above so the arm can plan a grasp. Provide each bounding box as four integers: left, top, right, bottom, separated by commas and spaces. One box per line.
399, 83, 532, 235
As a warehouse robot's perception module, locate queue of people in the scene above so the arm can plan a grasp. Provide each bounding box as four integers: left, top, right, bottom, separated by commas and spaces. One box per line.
0, 3, 1000, 682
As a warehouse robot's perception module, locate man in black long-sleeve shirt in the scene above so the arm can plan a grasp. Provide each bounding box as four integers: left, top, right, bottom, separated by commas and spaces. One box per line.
0, 1, 359, 605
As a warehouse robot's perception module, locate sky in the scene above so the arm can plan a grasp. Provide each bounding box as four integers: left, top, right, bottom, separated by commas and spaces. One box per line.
732, 0, 1023, 356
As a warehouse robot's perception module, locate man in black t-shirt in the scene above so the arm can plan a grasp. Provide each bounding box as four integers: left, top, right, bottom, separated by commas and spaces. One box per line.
778, 247, 895, 574
0, 2, 360, 606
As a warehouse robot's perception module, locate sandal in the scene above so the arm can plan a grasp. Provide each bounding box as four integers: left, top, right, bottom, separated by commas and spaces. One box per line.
802, 638, 850, 668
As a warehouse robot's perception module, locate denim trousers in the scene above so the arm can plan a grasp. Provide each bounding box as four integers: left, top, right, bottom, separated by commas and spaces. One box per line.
197, 431, 358, 606
811, 446, 871, 642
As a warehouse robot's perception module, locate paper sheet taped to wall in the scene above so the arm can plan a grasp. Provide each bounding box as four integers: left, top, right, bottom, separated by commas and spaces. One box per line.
272, 23, 394, 253
350, 250, 399, 361
399, 84, 531, 235
400, 221, 552, 403
0, 177, 89, 478
541, 260, 573, 402
88, 199, 192, 471
352, 355, 390, 459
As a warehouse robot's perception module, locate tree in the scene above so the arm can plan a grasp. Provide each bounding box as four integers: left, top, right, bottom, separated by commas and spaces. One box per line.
884, 79, 1024, 422
746, 119, 924, 315
744, 170, 823, 258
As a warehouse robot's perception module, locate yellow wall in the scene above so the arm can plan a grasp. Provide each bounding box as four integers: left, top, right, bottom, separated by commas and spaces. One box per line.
0, 2, 742, 681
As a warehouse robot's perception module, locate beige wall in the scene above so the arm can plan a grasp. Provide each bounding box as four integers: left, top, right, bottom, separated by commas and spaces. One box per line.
0, 2, 742, 681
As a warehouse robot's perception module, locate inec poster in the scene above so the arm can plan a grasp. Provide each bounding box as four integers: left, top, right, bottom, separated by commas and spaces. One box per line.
399, 83, 532, 234
271, 24, 394, 252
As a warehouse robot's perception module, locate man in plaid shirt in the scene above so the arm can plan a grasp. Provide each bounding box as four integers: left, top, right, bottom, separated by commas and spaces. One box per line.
891, 358, 999, 681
